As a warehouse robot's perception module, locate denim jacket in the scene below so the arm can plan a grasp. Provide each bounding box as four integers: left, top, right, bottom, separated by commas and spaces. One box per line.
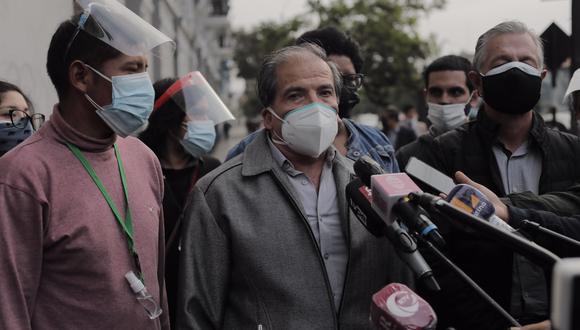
225, 118, 399, 173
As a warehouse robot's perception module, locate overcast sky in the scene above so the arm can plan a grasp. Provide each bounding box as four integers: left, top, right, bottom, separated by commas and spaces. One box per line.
229, 0, 571, 56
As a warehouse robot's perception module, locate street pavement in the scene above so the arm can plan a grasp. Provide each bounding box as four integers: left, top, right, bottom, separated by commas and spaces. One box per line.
210, 120, 251, 162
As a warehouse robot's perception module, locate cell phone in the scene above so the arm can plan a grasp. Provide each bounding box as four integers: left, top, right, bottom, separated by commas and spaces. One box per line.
552, 258, 580, 330
404, 157, 455, 195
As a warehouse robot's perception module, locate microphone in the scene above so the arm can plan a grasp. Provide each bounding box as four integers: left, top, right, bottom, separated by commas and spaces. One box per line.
519, 219, 580, 254
446, 184, 515, 232
354, 156, 445, 248
346, 175, 440, 291
346, 178, 388, 237
370, 283, 437, 330
410, 191, 560, 270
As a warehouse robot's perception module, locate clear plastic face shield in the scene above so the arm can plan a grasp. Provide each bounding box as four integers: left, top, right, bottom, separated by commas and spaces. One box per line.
153, 71, 235, 125
68, 0, 175, 58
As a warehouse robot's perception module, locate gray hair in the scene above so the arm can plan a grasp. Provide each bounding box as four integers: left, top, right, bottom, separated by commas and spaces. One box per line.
257, 43, 343, 108
473, 21, 544, 72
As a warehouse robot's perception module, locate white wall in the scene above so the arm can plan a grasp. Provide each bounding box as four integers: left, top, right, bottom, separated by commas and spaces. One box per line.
0, 0, 73, 115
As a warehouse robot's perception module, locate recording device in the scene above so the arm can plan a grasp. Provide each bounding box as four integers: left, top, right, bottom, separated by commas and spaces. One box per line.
551, 258, 580, 330
348, 157, 440, 291
404, 157, 455, 195
370, 283, 437, 330
446, 184, 515, 232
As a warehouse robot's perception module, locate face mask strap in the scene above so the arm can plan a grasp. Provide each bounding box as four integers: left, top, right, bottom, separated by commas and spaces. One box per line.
266, 107, 287, 124
84, 93, 105, 112
265, 108, 289, 145
84, 63, 113, 83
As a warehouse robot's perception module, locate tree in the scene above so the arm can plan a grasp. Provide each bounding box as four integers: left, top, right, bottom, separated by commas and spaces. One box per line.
232, 18, 305, 118
308, 0, 445, 112
231, 0, 446, 117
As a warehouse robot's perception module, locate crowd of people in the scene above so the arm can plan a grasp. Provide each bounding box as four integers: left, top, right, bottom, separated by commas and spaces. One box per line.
1, 1, 580, 330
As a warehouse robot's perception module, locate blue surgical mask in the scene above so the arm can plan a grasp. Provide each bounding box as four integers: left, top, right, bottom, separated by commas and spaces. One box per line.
84, 64, 155, 138
0, 120, 33, 155
180, 120, 216, 158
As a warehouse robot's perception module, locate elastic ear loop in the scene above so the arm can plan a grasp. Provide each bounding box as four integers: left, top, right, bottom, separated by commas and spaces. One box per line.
266, 108, 288, 145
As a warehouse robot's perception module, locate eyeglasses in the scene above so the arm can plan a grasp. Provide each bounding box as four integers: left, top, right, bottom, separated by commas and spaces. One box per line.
342, 73, 365, 91
7, 109, 45, 130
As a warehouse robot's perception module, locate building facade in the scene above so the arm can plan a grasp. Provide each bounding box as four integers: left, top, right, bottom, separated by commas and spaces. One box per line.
0, 0, 234, 116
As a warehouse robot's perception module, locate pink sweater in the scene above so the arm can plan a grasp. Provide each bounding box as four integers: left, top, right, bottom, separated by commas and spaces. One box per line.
0, 106, 169, 329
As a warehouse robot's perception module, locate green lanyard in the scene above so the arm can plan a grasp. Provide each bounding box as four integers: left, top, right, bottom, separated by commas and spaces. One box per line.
66, 142, 143, 280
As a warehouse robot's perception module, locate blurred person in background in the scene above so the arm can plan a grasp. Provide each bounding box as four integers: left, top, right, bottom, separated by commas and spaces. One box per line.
139, 72, 233, 325
226, 26, 399, 172
380, 106, 416, 150
400, 104, 427, 136
0, 81, 44, 156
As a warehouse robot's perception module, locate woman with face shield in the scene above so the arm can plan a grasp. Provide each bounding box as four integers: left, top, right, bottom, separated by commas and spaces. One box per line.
139, 72, 234, 324
0, 81, 44, 156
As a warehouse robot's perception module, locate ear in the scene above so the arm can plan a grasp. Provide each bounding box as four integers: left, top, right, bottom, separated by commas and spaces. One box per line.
422, 87, 428, 102
469, 90, 481, 107
468, 70, 483, 96
540, 68, 548, 81
262, 107, 274, 130
69, 60, 91, 94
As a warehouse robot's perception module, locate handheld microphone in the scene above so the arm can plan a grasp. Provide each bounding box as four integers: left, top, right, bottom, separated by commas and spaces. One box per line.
354, 156, 445, 248
346, 174, 440, 291
410, 191, 560, 270
446, 184, 515, 232
370, 283, 437, 330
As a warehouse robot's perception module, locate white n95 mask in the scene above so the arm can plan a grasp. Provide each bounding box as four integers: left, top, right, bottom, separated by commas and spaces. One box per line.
427, 102, 467, 133
268, 102, 338, 158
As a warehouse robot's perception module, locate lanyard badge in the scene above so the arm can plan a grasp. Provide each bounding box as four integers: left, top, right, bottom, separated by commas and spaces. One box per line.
66, 142, 162, 319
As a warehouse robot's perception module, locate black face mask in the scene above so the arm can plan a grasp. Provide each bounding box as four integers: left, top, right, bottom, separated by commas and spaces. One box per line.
338, 88, 360, 118
481, 62, 542, 115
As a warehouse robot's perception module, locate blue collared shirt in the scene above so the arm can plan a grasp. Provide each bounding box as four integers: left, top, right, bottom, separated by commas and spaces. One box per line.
267, 138, 347, 311
226, 118, 399, 173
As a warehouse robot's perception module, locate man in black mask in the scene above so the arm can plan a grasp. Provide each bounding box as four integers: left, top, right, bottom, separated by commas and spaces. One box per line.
422, 21, 580, 329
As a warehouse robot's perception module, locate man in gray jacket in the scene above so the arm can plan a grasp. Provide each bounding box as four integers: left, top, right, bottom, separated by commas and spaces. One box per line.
176, 43, 413, 329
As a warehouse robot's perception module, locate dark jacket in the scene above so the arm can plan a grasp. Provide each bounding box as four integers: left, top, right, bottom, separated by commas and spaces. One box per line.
509, 206, 580, 258
163, 155, 221, 326
396, 131, 437, 171
176, 131, 414, 329
427, 109, 580, 327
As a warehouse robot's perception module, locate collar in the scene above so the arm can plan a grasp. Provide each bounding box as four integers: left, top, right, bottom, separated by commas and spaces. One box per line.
242, 130, 343, 177
476, 107, 546, 146
50, 104, 117, 152
266, 133, 336, 174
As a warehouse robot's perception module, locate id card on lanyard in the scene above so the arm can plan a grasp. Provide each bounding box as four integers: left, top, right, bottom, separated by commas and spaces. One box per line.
67, 142, 163, 319
66, 142, 144, 280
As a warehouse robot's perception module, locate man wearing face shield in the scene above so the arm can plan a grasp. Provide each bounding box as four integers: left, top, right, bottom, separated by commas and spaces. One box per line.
226, 26, 399, 173
396, 55, 478, 170
0, 1, 175, 329
176, 43, 413, 329
421, 21, 580, 329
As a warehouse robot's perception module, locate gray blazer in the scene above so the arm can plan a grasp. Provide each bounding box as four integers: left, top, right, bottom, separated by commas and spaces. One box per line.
176, 130, 413, 329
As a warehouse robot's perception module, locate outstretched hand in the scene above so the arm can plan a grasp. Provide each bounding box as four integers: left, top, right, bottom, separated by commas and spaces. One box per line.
454, 171, 509, 222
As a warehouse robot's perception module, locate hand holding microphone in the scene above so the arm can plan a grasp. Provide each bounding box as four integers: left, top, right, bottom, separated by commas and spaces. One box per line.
454, 171, 509, 221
